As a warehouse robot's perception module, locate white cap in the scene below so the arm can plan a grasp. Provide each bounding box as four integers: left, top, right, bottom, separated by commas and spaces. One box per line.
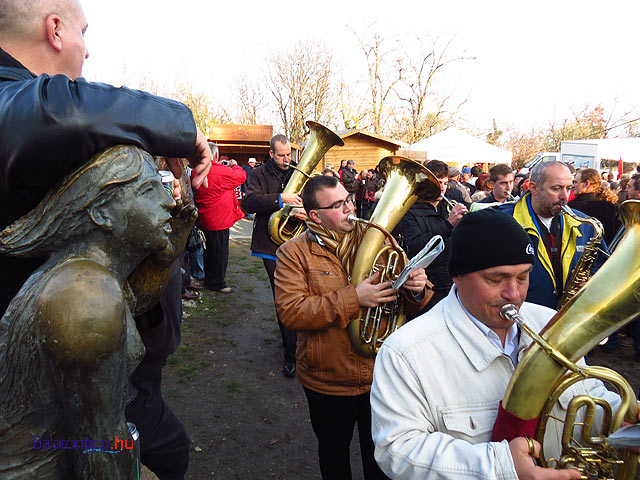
248, 158, 257, 164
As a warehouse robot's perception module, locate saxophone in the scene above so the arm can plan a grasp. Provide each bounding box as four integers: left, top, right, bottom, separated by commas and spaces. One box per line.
496, 200, 640, 479
556, 205, 604, 309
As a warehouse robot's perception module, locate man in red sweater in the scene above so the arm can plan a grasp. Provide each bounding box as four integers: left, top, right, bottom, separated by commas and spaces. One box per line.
193, 143, 246, 292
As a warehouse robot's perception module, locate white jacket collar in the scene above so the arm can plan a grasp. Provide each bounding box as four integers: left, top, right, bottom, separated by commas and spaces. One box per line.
442, 285, 531, 372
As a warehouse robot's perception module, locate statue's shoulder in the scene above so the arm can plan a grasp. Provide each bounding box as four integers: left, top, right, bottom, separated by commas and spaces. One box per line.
35, 258, 127, 367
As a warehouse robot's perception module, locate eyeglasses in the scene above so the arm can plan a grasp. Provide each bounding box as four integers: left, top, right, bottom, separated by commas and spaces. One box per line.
315, 194, 355, 210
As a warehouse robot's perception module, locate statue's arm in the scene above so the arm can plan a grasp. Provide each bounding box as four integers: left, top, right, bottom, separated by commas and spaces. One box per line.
36, 262, 136, 479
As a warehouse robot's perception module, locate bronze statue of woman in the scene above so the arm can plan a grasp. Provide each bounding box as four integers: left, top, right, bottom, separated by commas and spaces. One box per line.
0, 145, 192, 479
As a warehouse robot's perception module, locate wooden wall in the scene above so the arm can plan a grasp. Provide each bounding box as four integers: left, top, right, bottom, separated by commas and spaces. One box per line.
322, 135, 399, 173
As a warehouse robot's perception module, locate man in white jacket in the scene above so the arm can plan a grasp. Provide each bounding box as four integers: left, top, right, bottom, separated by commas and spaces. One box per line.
370, 209, 621, 480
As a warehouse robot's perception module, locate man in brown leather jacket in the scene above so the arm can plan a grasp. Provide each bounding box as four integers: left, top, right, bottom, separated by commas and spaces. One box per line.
274, 175, 430, 480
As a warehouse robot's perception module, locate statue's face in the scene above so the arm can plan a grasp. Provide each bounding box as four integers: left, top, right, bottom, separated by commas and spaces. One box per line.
110, 160, 176, 251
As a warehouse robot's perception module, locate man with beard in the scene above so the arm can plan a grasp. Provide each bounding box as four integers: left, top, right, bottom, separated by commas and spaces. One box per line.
243, 134, 300, 377
498, 161, 605, 309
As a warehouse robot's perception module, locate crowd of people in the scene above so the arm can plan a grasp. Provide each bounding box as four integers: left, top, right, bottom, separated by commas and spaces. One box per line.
0, 1, 638, 479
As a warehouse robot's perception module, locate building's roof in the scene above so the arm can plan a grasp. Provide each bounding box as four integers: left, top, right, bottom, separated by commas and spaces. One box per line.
336, 128, 403, 148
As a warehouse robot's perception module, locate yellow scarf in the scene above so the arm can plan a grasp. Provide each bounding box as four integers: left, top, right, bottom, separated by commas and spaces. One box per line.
305, 219, 366, 277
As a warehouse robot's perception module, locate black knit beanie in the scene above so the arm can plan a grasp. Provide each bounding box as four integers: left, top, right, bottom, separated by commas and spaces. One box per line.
448, 209, 535, 277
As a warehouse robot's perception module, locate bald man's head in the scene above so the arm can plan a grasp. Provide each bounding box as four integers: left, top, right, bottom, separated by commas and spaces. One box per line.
0, 0, 74, 37
0, 0, 88, 79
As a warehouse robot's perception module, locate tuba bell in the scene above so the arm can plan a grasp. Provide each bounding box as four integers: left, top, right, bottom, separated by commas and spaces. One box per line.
347, 156, 441, 357
497, 200, 640, 479
268, 121, 343, 245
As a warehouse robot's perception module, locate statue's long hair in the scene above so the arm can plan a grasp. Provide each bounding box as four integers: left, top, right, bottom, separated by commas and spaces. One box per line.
0, 146, 150, 257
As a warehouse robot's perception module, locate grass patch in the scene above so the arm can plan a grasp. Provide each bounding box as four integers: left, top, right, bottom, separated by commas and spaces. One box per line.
243, 264, 267, 282
167, 344, 209, 383
216, 318, 234, 327
225, 380, 243, 394
168, 344, 196, 365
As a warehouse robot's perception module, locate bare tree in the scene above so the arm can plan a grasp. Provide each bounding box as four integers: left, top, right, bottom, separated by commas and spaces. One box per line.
235, 78, 266, 125
393, 35, 472, 143
168, 82, 214, 135
166, 82, 231, 135
486, 119, 503, 146
503, 128, 545, 168
336, 79, 368, 130
266, 41, 334, 143
544, 104, 613, 151
353, 26, 404, 135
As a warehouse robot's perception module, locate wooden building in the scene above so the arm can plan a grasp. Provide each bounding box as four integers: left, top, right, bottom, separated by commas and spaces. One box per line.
208, 124, 301, 165
322, 129, 403, 172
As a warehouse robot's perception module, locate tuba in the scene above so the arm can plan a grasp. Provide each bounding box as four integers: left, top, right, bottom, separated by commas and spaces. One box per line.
268, 121, 344, 245
497, 200, 640, 479
347, 156, 441, 357
556, 205, 604, 309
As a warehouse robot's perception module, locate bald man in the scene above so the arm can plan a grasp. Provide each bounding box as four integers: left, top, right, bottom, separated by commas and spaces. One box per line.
0, 0, 212, 315
0, 1, 210, 478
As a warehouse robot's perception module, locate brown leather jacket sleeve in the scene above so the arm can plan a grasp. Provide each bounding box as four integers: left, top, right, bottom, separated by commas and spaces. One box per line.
274, 237, 360, 331
403, 280, 434, 316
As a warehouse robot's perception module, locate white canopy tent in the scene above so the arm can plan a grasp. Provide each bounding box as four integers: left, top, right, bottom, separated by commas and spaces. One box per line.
401, 127, 512, 169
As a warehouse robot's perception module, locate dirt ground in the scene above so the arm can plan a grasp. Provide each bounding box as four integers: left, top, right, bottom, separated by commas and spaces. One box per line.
160, 236, 640, 480
161, 239, 338, 480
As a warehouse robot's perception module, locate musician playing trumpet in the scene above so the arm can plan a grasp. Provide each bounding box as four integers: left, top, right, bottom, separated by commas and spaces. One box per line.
391, 160, 467, 315
476, 164, 516, 205
274, 175, 430, 480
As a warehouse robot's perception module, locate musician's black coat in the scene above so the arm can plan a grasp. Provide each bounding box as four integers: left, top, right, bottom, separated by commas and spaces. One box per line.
242, 158, 295, 257
393, 202, 454, 298
340, 166, 359, 194
0, 48, 197, 316
568, 192, 621, 245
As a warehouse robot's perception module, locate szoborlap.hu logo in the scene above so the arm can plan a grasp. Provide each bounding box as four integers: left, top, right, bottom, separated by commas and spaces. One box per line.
33, 434, 134, 453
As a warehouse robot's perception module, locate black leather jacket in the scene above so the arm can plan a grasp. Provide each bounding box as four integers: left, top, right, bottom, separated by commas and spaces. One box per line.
242, 158, 294, 256
393, 202, 454, 292
0, 49, 197, 315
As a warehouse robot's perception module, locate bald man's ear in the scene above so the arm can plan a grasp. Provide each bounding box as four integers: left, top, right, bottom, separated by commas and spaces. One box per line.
45, 14, 63, 52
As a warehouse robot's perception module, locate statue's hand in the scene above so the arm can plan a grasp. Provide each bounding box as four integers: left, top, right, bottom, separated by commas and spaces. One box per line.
155, 202, 198, 267
127, 203, 197, 316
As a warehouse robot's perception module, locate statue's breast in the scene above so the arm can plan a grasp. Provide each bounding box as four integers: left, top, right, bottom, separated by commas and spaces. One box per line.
35, 260, 126, 367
